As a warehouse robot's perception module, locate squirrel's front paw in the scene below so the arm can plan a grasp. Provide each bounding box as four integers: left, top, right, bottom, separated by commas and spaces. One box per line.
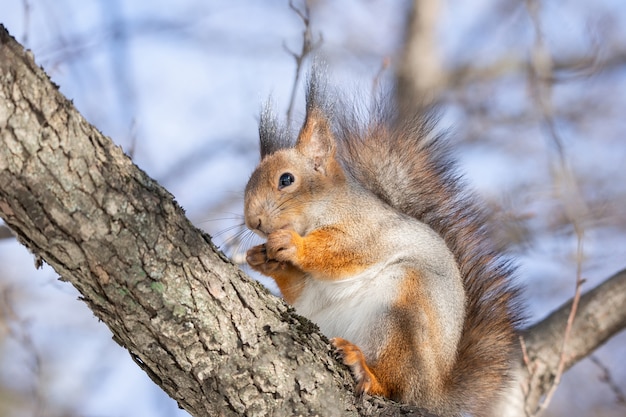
266, 229, 300, 263
246, 244, 283, 273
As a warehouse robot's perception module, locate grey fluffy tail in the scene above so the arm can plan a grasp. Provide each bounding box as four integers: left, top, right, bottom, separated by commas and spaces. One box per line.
328, 90, 523, 415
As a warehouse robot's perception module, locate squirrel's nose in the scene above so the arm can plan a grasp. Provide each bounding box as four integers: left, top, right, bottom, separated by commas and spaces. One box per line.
249, 218, 268, 238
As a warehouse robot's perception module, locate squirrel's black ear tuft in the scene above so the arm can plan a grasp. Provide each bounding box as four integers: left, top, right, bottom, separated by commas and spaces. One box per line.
259, 102, 293, 159
257, 62, 331, 161
305, 62, 332, 116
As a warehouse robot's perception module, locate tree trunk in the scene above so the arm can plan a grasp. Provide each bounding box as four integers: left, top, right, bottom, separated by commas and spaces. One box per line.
0, 24, 374, 417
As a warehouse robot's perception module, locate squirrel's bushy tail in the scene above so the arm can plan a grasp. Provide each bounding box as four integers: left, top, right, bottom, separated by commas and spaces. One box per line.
312, 82, 523, 415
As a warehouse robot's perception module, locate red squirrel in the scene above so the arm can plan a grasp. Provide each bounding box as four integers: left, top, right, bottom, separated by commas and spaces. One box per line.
244, 73, 521, 417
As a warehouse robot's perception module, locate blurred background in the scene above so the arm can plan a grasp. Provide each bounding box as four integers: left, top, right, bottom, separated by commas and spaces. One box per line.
1, 0, 625, 416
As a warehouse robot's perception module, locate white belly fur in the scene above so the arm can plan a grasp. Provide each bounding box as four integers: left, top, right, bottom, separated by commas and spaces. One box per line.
293, 261, 401, 359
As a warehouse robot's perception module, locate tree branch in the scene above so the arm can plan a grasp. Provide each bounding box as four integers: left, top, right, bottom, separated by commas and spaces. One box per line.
499, 268, 626, 417
526, 268, 626, 388
396, 0, 443, 114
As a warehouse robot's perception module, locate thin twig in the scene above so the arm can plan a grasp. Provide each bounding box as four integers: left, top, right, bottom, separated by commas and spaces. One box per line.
519, 335, 536, 417
525, 0, 590, 414
284, 0, 322, 127
371, 56, 391, 100
525, 0, 565, 165
535, 231, 585, 414
126, 118, 138, 160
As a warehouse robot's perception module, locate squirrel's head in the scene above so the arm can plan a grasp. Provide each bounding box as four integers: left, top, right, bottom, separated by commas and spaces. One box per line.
244, 108, 345, 238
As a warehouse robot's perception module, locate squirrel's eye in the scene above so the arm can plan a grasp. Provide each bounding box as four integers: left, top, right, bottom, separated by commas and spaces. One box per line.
278, 172, 295, 189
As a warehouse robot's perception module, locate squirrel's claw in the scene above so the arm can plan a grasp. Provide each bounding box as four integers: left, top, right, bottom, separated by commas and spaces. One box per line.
246, 244, 267, 266
246, 244, 283, 273
331, 337, 383, 397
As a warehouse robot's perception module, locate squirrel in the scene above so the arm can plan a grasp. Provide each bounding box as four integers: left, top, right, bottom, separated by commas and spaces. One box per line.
244, 72, 521, 417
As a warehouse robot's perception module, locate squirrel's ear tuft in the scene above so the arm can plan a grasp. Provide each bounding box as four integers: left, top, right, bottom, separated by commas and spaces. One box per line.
298, 63, 338, 170
296, 108, 336, 170
259, 103, 293, 159
305, 65, 328, 114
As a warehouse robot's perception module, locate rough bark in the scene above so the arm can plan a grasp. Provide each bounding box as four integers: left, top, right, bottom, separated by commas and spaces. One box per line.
0, 25, 415, 417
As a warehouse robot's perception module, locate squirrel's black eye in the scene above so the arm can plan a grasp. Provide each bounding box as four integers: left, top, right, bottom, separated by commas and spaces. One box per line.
278, 172, 295, 189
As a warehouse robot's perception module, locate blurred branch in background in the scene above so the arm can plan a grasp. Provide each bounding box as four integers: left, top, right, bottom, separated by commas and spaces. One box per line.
0, 283, 60, 417
590, 355, 626, 407
519, 268, 626, 417
0, 285, 33, 415
284, 0, 322, 126
396, 0, 443, 116
0, 226, 14, 240
523, 0, 589, 412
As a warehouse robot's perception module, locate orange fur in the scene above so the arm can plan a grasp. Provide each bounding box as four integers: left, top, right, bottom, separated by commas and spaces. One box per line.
332, 269, 455, 410
280, 227, 372, 279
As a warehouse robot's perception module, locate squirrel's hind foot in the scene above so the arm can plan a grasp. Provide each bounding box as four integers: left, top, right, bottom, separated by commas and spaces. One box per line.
331, 337, 388, 398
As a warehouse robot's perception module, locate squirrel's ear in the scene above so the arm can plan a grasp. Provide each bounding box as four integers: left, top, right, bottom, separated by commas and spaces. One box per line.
295, 108, 336, 171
